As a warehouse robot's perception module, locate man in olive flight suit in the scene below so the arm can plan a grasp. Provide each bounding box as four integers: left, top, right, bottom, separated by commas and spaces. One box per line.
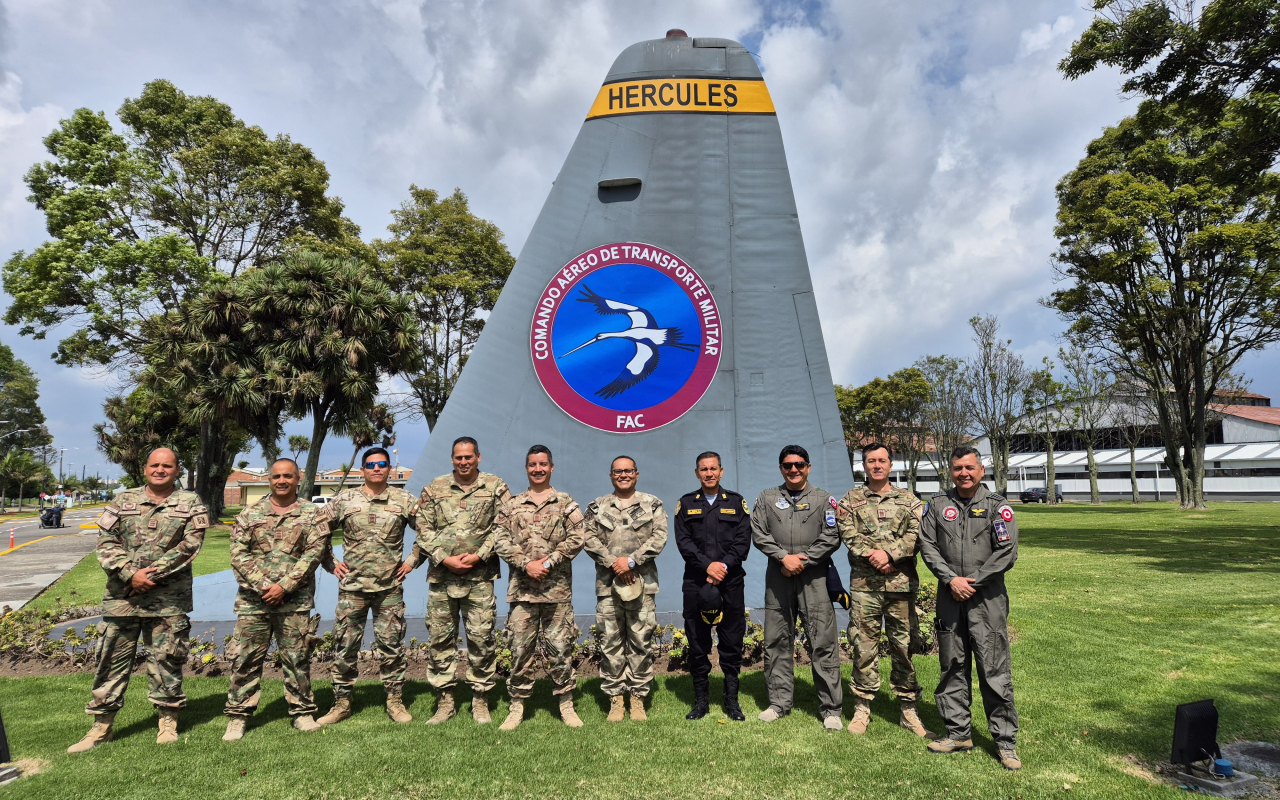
223, 458, 329, 740
583, 456, 667, 722
69, 447, 210, 753
836, 442, 936, 739
919, 445, 1021, 770
751, 444, 843, 729
414, 436, 511, 725
316, 447, 420, 725
674, 450, 751, 722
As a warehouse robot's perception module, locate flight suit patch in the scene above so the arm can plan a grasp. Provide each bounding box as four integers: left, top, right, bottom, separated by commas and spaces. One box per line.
943, 507, 958, 521
794, 503, 809, 510
994, 520, 1011, 543
968, 507, 988, 519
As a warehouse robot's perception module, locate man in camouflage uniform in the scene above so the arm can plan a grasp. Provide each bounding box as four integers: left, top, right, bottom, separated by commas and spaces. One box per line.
315, 446, 420, 725
493, 444, 586, 730
69, 448, 209, 753
920, 446, 1021, 770
584, 456, 667, 722
837, 443, 936, 739
414, 436, 511, 725
223, 458, 330, 740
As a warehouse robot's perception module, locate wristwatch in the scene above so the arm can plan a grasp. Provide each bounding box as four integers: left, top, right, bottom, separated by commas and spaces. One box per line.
627, 557, 636, 569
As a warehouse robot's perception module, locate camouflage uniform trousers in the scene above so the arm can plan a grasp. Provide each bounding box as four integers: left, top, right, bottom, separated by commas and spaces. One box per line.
505, 601, 576, 700
427, 582, 498, 693
331, 587, 406, 697
86, 615, 191, 715
224, 611, 319, 718
848, 590, 922, 702
596, 593, 658, 698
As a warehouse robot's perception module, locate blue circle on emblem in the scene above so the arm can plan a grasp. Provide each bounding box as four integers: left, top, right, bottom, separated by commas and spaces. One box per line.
552, 263, 701, 412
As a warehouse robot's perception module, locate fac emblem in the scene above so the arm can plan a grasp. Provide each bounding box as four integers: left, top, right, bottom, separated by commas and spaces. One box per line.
943, 506, 959, 522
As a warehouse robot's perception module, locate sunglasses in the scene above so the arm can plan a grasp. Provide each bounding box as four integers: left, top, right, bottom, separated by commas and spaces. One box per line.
780, 461, 809, 471
364, 460, 390, 469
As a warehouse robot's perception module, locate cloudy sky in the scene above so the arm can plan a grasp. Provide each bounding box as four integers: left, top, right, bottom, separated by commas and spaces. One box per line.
2, 0, 1277, 479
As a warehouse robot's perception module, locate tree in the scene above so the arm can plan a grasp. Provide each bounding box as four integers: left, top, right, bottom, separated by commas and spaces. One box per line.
1061, 0, 1280, 176
1023, 359, 1067, 505
915, 355, 974, 491
240, 252, 419, 498
0, 343, 53, 456
1059, 343, 1117, 504
94, 386, 200, 488
966, 316, 1028, 496
333, 404, 395, 495
374, 186, 515, 430
288, 435, 311, 463
6, 452, 50, 511
834, 368, 930, 491
1049, 99, 1280, 509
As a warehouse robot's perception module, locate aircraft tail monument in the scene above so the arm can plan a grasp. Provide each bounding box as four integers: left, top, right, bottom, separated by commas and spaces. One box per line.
410, 30, 853, 610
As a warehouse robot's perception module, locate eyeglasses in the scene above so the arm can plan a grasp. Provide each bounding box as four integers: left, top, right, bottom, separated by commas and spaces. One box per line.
780, 461, 809, 472
610, 469, 637, 476
364, 460, 389, 469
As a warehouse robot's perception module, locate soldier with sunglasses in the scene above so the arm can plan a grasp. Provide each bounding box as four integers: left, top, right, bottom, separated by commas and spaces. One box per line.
316, 447, 420, 726
750, 444, 843, 729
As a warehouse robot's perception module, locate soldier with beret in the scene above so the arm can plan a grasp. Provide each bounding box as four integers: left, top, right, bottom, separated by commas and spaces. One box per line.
919, 445, 1021, 770
673, 451, 751, 721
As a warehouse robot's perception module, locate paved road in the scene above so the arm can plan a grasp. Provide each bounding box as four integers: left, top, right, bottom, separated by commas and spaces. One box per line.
0, 508, 101, 611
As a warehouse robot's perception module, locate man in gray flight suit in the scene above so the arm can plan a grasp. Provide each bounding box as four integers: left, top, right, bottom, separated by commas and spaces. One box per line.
750, 444, 843, 729
919, 445, 1021, 770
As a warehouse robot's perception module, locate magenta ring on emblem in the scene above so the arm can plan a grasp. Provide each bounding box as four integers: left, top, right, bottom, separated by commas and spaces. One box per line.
529, 242, 722, 434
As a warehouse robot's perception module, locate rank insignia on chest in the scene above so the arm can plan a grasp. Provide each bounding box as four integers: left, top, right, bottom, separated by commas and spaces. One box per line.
176, 504, 189, 513
877, 508, 889, 520
458, 500, 467, 509
968, 507, 987, 518
994, 520, 1010, 543
943, 507, 958, 521
148, 519, 158, 529
368, 513, 378, 524
122, 503, 137, 511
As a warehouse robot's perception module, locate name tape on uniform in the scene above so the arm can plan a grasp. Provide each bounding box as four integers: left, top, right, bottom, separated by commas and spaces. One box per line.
586, 77, 775, 120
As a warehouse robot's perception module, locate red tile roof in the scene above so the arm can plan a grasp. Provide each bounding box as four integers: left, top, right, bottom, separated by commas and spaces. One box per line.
1215, 405, 1280, 425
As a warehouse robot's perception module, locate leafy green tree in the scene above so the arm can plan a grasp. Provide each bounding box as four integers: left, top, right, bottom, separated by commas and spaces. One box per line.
1059, 343, 1116, 504
0, 342, 52, 455
1049, 99, 1280, 509
0, 451, 50, 511
288, 434, 311, 463
374, 186, 514, 430
835, 368, 931, 491
94, 386, 201, 488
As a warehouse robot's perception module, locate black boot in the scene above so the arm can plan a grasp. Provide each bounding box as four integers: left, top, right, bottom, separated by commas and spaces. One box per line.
723, 673, 745, 721
686, 676, 710, 720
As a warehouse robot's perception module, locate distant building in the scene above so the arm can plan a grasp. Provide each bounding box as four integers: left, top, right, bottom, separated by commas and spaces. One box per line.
224, 467, 415, 507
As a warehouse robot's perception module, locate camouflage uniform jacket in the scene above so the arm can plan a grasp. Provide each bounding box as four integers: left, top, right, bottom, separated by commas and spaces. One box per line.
323, 486, 419, 593
494, 489, 585, 603
412, 471, 512, 584
95, 487, 210, 617
836, 483, 923, 592
230, 497, 330, 615
583, 491, 668, 597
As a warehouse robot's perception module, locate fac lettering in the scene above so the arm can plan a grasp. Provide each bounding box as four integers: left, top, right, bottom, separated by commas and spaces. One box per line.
616, 414, 645, 430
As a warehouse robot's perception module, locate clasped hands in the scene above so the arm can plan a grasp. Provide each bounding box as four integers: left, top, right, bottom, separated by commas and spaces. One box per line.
333, 559, 415, 582
867, 549, 897, 575
948, 576, 977, 601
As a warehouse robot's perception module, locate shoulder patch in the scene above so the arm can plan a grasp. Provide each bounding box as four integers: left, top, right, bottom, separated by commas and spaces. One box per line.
568, 508, 585, 526
675, 500, 681, 512
742, 499, 750, 514
829, 496, 839, 510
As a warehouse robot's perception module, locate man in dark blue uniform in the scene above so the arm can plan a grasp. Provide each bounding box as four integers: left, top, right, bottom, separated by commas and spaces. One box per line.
674, 451, 752, 721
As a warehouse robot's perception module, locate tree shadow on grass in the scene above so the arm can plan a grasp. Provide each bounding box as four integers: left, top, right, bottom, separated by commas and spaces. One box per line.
1020, 515, 1280, 576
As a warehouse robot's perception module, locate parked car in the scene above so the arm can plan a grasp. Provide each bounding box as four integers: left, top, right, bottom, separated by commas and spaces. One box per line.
1019, 486, 1064, 504
311, 496, 331, 506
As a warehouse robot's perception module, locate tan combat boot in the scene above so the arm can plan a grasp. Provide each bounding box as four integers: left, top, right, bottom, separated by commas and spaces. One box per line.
386, 691, 413, 723
472, 693, 491, 725
928, 737, 975, 754
559, 696, 583, 728
222, 717, 247, 742
847, 699, 871, 734
998, 749, 1023, 770
293, 714, 322, 732
498, 700, 524, 731
607, 695, 626, 722
899, 701, 938, 739
67, 712, 115, 753
629, 694, 647, 722
317, 697, 352, 726
425, 690, 455, 725
156, 708, 179, 744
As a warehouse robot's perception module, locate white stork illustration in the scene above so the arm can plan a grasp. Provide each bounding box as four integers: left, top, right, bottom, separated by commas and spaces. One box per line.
558, 284, 698, 399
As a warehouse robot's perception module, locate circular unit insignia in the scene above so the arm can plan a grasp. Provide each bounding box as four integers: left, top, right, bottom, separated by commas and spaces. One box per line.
999, 505, 1014, 522
943, 506, 959, 522
775, 499, 790, 510
530, 242, 722, 433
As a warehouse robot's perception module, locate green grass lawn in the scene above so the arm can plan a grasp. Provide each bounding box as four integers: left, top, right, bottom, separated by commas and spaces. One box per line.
3, 503, 1278, 799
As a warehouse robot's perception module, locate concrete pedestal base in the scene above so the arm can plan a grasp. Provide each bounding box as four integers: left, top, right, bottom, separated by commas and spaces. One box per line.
1177, 770, 1260, 798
